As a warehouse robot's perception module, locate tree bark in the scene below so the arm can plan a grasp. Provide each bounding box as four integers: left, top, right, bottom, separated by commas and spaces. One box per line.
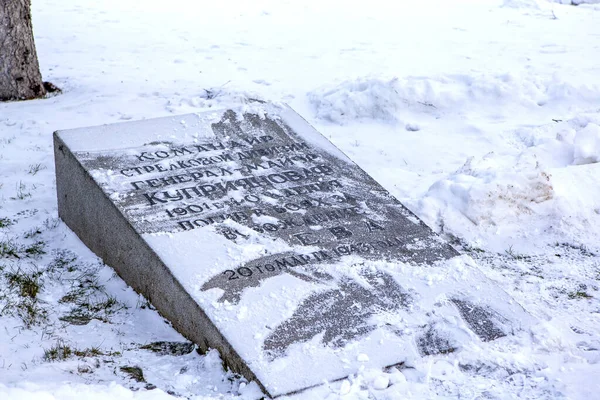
0, 0, 45, 101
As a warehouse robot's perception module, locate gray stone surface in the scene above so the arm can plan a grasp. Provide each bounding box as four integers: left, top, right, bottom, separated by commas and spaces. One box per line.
54, 103, 532, 398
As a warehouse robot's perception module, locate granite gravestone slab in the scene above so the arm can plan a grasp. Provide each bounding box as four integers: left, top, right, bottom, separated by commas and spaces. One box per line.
54, 104, 532, 397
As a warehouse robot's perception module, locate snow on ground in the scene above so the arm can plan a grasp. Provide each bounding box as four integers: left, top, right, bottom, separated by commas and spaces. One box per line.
1, 0, 600, 398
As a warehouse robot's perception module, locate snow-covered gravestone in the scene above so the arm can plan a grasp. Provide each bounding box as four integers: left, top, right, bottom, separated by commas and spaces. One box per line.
54, 104, 531, 397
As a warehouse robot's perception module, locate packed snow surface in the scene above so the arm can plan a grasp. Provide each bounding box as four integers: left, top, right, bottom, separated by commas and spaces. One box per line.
1, 0, 600, 399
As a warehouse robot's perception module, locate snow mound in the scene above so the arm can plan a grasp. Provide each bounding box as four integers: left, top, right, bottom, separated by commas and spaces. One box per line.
419, 153, 554, 229
505, 0, 600, 7
308, 77, 405, 124
573, 123, 600, 165
550, 0, 600, 5
166, 86, 266, 114
502, 0, 543, 9
308, 74, 600, 125
417, 116, 600, 250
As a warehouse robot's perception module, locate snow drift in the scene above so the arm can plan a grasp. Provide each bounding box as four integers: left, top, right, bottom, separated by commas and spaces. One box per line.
308, 74, 600, 124
418, 115, 600, 250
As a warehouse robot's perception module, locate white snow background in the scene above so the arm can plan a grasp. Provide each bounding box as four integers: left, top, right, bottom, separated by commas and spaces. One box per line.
1, 0, 600, 398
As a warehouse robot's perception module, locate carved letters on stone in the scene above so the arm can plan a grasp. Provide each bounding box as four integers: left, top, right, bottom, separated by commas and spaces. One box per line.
55, 104, 532, 397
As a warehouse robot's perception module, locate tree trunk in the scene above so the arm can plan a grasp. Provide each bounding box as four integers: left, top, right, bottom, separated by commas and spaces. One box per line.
0, 0, 45, 101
